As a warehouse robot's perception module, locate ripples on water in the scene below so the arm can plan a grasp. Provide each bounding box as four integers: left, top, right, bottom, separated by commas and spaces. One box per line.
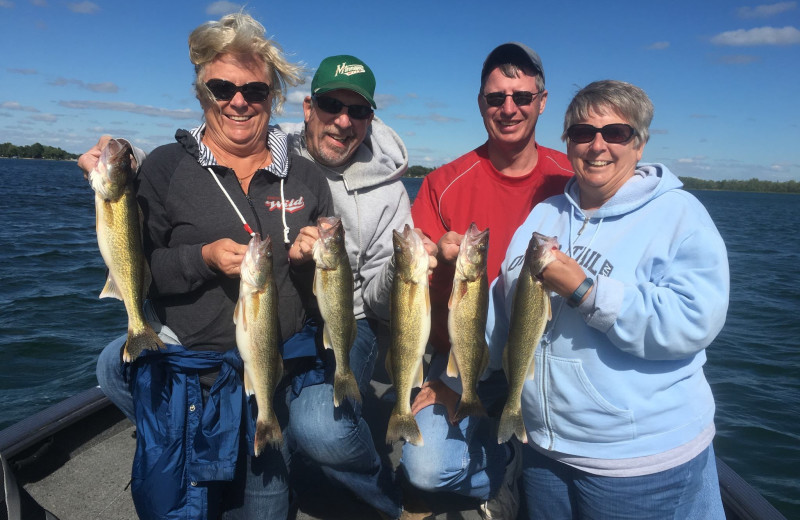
0, 164, 797, 517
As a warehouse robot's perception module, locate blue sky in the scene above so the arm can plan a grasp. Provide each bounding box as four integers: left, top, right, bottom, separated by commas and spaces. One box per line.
1, 0, 798, 181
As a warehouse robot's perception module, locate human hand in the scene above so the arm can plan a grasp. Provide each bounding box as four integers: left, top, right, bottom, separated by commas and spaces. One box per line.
289, 225, 320, 265
540, 249, 593, 302
202, 238, 248, 277
411, 379, 460, 423
414, 228, 438, 275
437, 231, 463, 264
77, 135, 139, 179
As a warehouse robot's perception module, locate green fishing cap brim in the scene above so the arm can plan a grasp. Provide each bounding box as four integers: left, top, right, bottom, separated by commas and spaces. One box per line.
311, 55, 377, 109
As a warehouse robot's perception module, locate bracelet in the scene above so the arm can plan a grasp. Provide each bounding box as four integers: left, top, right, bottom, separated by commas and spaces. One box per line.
567, 277, 594, 308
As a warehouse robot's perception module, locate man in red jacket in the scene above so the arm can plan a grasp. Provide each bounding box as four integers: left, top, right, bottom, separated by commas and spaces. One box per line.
403, 42, 573, 519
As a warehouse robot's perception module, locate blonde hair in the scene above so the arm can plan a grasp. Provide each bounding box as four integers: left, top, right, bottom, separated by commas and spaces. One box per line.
188, 13, 303, 113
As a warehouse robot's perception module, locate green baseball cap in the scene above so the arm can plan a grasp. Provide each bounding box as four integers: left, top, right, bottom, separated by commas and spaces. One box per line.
311, 55, 377, 109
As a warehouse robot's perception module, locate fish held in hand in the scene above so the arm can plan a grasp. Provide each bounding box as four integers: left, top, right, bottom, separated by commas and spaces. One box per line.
497, 232, 557, 444
386, 225, 430, 446
447, 223, 491, 422
313, 216, 360, 408
89, 138, 163, 363
234, 233, 283, 455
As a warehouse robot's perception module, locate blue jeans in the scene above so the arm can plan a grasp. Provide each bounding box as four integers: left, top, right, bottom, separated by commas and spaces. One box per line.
284, 318, 402, 518
520, 443, 725, 520
95, 319, 401, 519
400, 356, 509, 501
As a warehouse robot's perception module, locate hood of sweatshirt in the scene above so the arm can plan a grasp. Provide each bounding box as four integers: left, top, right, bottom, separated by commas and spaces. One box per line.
563, 163, 682, 220
278, 116, 408, 191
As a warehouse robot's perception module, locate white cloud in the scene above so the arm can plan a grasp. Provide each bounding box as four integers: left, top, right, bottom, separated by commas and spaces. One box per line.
31, 113, 58, 122
1, 101, 40, 112
67, 1, 99, 14
711, 26, 800, 46
206, 1, 242, 16
646, 41, 670, 50
8, 68, 37, 75
58, 100, 201, 120
0, 0, 14, 7
737, 2, 796, 18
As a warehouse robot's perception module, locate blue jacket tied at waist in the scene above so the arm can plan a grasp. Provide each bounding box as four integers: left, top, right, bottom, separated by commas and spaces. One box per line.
129, 344, 254, 520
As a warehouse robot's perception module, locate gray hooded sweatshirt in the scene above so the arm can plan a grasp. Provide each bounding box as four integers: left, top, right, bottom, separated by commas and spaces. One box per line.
278, 117, 412, 322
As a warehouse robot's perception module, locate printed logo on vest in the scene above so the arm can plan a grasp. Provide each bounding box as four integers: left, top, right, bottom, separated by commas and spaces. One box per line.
265, 196, 305, 213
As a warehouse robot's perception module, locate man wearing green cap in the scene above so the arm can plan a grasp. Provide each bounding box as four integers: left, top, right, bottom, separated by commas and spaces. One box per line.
279, 54, 435, 520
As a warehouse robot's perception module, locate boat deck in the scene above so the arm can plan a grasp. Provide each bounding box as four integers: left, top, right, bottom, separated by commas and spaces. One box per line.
6, 377, 483, 519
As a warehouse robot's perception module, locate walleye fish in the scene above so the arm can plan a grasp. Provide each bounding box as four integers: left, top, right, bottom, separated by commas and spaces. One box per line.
312, 216, 360, 408
386, 225, 430, 446
497, 232, 557, 444
234, 233, 283, 455
448, 223, 491, 422
89, 138, 163, 363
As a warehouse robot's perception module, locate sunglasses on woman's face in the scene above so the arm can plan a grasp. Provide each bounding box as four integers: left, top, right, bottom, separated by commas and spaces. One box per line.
205, 79, 270, 103
312, 95, 373, 120
566, 123, 636, 144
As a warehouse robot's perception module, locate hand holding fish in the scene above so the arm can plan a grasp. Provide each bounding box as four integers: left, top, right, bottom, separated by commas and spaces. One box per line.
414, 228, 439, 275
79, 135, 138, 179
289, 225, 320, 265
202, 238, 248, 277
437, 231, 463, 264
539, 249, 593, 304
410, 379, 459, 424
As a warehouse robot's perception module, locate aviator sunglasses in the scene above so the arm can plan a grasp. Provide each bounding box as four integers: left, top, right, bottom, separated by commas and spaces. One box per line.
205, 79, 270, 103
312, 95, 374, 120
566, 123, 636, 144
483, 90, 543, 107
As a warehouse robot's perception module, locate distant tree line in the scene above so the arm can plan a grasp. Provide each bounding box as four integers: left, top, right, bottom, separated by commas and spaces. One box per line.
0, 142, 79, 160
679, 176, 800, 194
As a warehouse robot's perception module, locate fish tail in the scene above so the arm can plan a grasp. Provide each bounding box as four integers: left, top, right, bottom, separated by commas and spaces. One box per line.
453, 395, 487, 423
333, 370, 361, 408
497, 406, 527, 445
254, 412, 283, 457
386, 411, 423, 446
122, 325, 165, 363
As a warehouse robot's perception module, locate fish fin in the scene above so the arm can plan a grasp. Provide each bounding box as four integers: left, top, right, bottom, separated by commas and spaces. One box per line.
502, 345, 509, 381
385, 349, 394, 384
322, 325, 333, 350
386, 409, 424, 446
413, 360, 424, 389
233, 298, 242, 325
254, 412, 283, 456
453, 395, 487, 423
448, 281, 466, 310
526, 357, 536, 380
497, 405, 527, 445
333, 370, 361, 408
243, 371, 254, 396
99, 274, 123, 300
122, 326, 164, 363
446, 349, 459, 378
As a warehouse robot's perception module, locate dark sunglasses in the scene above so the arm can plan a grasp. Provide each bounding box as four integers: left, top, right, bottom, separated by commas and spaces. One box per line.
312, 95, 374, 120
205, 79, 270, 103
483, 90, 542, 107
566, 123, 636, 144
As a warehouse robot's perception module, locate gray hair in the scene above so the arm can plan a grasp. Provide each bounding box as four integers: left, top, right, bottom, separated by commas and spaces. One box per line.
189, 13, 303, 114
561, 80, 654, 147
480, 64, 544, 94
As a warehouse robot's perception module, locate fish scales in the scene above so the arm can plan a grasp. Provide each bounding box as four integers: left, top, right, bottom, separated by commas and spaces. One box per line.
386, 225, 430, 446
497, 232, 557, 444
448, 223, 491, 422
235, 233, 283, 455
90, 138, 163, 362
312, 216, 360, 407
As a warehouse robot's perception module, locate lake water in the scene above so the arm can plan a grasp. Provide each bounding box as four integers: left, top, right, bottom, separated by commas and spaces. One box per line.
0, 160, 797, 517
